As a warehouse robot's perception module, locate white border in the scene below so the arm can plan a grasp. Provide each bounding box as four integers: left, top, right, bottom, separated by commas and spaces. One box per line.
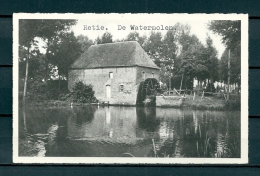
13, 13, 248, 164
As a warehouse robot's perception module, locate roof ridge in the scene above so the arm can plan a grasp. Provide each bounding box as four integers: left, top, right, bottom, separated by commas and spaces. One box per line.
93, 41, 138, 46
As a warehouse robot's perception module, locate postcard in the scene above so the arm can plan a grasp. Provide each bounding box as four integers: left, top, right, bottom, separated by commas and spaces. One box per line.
13, 13, 248, 164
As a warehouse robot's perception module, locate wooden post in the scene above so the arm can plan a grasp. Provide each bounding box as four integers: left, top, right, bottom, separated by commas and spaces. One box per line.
227, 49, 231, 101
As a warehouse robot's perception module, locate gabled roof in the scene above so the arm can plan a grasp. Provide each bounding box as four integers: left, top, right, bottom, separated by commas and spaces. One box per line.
70, 41, 159, 69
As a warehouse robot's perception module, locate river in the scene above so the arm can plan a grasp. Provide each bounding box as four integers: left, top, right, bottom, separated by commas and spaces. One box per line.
19, 106, 240, 158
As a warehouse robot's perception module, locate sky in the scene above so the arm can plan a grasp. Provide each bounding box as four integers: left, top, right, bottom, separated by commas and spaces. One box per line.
35, 14, 227, 59
71, 17, 226, 59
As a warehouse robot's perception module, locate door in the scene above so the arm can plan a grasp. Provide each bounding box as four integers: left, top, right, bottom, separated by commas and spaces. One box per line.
106, 85, 111, 98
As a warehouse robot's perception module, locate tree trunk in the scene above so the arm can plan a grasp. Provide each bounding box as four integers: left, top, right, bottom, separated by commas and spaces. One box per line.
227, 49, 231, 100
23, 45, 30, 105
58, 74, 61, 100
180, 74, 184, 91
207, 79, 209, 91
236, 83, 239, 96
169, 74, 171, 91
44, 41, 50, 100
45, 41, 50, 81
210, 77, 214, 92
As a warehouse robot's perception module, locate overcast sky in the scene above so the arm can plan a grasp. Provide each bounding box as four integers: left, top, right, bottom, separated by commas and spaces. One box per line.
71, 17, 226, 59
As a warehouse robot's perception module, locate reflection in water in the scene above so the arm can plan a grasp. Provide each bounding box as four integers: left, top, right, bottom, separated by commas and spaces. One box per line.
19, 106, 240, 158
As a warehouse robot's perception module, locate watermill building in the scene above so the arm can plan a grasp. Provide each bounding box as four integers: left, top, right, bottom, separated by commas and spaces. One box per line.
68, 41, 160, 105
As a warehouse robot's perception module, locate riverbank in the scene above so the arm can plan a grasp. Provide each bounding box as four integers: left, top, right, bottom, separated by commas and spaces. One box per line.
156, 93, 240, 110
183, 97, 225, 110
184, 94, 240, 110
24, 100, 99, 107
24, 96, 240, 110
156, 96, 227, 110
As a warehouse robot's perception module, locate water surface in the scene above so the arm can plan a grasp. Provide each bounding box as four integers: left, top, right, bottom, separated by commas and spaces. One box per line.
19, 106, 240, 158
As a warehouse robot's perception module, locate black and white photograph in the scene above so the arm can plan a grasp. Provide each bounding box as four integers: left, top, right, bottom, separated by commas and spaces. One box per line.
13, 14, 248, 164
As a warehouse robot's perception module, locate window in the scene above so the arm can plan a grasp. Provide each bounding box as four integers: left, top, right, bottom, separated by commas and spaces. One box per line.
109, 72, 113, 79
152, 72, 154, 78
142, 72, 145, 79
119, 85, 124, 92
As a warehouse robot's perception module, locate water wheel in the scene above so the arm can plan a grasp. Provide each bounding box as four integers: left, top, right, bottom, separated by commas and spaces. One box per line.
137, 78, 160, 105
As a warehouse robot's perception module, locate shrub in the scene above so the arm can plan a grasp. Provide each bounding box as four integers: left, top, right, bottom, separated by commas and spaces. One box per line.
205, 82, 216, 92
26, 79, 71, 102
26, 79, 48, 102
71, 81, 97, 103
225, 98, 240, 110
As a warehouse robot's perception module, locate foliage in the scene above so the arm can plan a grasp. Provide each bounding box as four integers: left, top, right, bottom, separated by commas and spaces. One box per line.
19, 20, 242, 103
19, 19, 78, 103
178, 34, 209, 81
71, 81, 97, 103
19, 47, 44, 80
143, 31, 163, 66
171, 75, 193, 90
77, 34, 94, 52
47, 32, 82, 79
96, 32, 113, 44
225, 99, 240, 110
159, 63, 171, 86
208, 20, 241, 86
26, 78, 48, 102
162, 30, 178, 65
219, 48, 241, 85
125, 31, 147, 46
26, 79, 70, 102
205, 82, 216, 92
19, 19, 77, 50
208, 20, 241, 50
204, 36, 219, 82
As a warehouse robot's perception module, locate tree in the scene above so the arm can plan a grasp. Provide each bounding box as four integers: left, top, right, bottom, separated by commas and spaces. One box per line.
19, 20, 42, 104
47, 32, 82, 96
48, 32, 82, 78
39, 20, 77, 80
161, 30, 178, 70
71, 81, 96, 103
208, 20, 241, 50
219, 49, 229, 83
208, 20, 241, 96
179, 40, 209, 85
177, 33, 210, 90
204, 35, 219, 83
125, 31, 147, 46
77, 34, 94, 52
219, 48, 240, 85
19, 19, 77, 104
143, 31, 163, 66
96, 32, 113, 44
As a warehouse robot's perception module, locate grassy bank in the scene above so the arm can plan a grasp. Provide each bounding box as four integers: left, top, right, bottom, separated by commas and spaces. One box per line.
183, 97, 225, 110
24, 100, 99, 107
182, 95, 240, 110
23, 95, 240, 111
